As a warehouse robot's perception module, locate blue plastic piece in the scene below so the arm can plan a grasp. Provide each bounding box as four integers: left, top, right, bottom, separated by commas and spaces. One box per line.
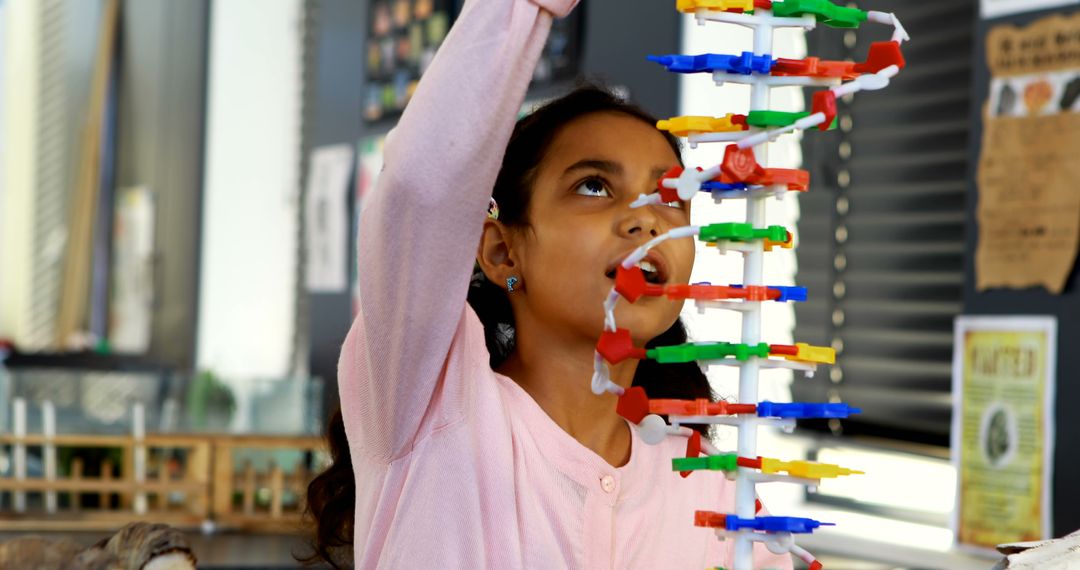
756, 401, 862, 419
770, 285, 808, 303
701, 181, 751, 191
647, 52, 775, 75
725, 515, 834, 534
728, 284, 808, 303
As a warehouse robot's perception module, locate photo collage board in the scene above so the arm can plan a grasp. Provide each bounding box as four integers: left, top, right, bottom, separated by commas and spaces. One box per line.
364, 0, 584, 122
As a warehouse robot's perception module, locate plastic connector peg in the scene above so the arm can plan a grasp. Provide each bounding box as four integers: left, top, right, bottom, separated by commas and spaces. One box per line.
724, 515, 835, 534
747, 110, 814, 128
657, 115, 748, 136
694, 510, 729, 529
758, 457, 864, 478
772, 0, 867, 28
784, 342, 836, 364
672, 453, 740, 473
647, 52, 774, 75
756, 401, 861, 419
676, 0, 754, 13
699, 223, 791, 244
647, 341, 770, 364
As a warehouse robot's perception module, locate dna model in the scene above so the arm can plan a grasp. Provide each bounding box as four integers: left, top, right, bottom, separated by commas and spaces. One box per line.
589, 1, 909, 568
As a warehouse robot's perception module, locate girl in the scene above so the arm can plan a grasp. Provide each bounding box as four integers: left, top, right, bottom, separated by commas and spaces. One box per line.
306, 0, 793, 568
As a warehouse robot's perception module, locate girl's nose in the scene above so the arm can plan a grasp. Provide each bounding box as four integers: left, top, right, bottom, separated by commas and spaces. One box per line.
618, 208, 661, 239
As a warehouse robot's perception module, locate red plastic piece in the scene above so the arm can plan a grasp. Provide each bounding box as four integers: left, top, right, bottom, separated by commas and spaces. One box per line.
656, 165, 684, 204
616, 386, 650, 424
853, 41, 906, 74
772, 56, 857, 80
758, 168, 810, 191
768, 344, 800, 357
809, 562, 824, 570
617, 268, 784, 304
596, 328, 647, 364
694, 510, 728, 529
755, 499, 764, 514
681, 431, 702, 478
812, 90, 838, 131
716, 145, 809, 191
816, 60, 858, 79
731, 114, 749, 128
721, 146, 765, 183
737, 456, 762, 469
771, 56, 817, 76
615, 266, 664, 303
754, 0, 772, 9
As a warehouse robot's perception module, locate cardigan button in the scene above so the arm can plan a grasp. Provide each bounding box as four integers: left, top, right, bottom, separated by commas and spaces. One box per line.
600, 475, 616, 493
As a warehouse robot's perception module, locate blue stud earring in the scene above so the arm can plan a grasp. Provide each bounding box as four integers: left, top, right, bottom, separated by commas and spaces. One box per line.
506, 276, 519, 293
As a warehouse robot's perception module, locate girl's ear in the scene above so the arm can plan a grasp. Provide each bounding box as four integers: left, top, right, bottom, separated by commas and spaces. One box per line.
476, 219, 519, 285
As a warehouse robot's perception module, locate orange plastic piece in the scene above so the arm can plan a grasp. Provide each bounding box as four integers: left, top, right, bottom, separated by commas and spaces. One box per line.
648, 398, 757, 416
764, 230, 794, 252
694, 510, 728, 528
758, 168, 810, 191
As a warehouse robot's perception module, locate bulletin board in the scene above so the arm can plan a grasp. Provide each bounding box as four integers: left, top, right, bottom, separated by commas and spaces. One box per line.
963, 4, 1080, 539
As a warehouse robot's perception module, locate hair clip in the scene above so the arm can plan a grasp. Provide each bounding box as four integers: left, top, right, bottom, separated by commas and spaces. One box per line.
487, 197, 500, 220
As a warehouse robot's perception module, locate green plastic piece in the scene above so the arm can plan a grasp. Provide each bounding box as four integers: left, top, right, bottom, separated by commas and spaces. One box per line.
747, 110, 837, 130
772, 0, 867, 28
699, 222, 789, 244
646, 341, 770, 364
672, 453, 739, 472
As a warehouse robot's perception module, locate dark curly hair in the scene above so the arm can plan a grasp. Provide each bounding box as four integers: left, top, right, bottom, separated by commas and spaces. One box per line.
300, 84, 715, 568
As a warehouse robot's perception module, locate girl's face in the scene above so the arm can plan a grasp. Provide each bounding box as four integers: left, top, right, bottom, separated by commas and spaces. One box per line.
510, 111, 694, 345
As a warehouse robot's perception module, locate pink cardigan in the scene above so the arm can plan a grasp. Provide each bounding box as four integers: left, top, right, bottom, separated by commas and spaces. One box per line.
338, 0, 795, 567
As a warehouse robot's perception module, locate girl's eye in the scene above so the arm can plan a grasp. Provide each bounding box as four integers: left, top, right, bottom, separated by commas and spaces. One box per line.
574, 178, 612, 198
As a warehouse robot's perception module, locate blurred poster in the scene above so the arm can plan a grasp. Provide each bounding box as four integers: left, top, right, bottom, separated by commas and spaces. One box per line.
976, 12, 1080, 293
109, 187, 155, 353
306, 144, 354, 293
982, 0, 1079, 19
952, 316, 1056, 553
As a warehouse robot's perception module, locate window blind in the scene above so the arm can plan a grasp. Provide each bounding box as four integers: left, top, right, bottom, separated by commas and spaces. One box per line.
793, 0, 976, 448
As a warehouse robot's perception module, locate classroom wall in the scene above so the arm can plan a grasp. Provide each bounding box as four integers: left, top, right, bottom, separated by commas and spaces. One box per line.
963, 5, 1080, 538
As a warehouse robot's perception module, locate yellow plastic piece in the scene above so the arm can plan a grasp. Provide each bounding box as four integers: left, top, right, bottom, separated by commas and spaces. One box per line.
763, 235, 794, 252
780, 342, 836, 365
657, 115, 744, 137
758, 457, 864, 479
677, 0, 754, 14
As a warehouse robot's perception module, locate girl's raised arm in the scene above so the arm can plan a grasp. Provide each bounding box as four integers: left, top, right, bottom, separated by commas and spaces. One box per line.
340, 0, 578, 462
